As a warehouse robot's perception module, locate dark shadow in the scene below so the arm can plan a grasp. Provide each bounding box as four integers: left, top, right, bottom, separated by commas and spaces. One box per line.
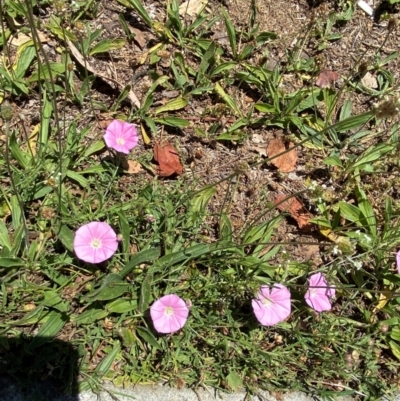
0, 336, 79, 401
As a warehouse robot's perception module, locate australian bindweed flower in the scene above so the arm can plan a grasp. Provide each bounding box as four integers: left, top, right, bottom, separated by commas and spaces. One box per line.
104, 120, 139, 154
252, 284, 291, 326
396, 251, 400, 274
372, 95, 400, 119
305, 273, 336, 312
74, 221, 118, 264
150, 294, 189, 334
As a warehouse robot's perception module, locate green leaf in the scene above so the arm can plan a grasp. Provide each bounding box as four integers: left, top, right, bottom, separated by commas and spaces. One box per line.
83, 140, 106, 157
390, 328, 400, 342
210, 62, 237, 77
154, 97, 188, 114
190, 187, 216, 214
43, 291, 69, 312
332, 111, 372, 133
219, 213, 233, 244
28, 311, 66, 350
390, 340, 400, 360
323, 155, 343, 168
9, 132, 30, 169
89, 38, 126, 56
85, 274, 129, 302
72, 308, 108, 325
136, 326, 162, 350
0, 257, 25, 267
338, 201, 361, 223
348, 143, 395, 172
153, 117, 190, 128
95, 341, 121, 376
66, 170, 89, 187
54, 223, 74, 252
0, 220, 12, 250
226, 370, 243, 391
15, 45, 36, 79
117, 0, 152, 28
254, 103, 277, 113
28, 63, 66, 83
117, 327, 136, 347
120, 248, 161, 278
222, 8, 236, 58
215, 82, 241, 116
139, 273, 153, 312
196, 41, 216, 84
105, 299, 138, 313
355, 185, 377, 236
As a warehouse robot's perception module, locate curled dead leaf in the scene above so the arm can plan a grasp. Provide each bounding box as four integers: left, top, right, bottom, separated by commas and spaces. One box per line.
153, 142, 183, 177
266, 138, 297, 173
274, 193, 314, 231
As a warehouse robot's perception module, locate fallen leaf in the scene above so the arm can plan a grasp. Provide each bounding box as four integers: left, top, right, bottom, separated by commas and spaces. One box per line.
121, 159, 143, 174
274, 194, 313, 231
179, 0, 207, 17
361, 72, 378, 89
266, 138, 297, 173
315, 70, 339, 88
128, 26, 146, 49
154, 142, 183, 177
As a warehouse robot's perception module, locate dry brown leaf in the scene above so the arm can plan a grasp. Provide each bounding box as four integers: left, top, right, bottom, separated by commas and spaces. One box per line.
274, 194, 314, 231
266, 138, 297, 173
122, 160, 143, 174
128, 26, 147, 49
10, 31, 48, 47
315, 70, 339, 88
179, 0, 207, 17
154, 142, 183, 177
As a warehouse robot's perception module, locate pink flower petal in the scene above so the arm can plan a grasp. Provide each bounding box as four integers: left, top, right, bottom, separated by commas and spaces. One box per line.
104, 120, 138, 154
73, 222, 118, 264
305, 292, 332, 312
252, 284, 291, 326
150, 294, 189, 334
397, 251, 400, 274
305, 273, 335, 313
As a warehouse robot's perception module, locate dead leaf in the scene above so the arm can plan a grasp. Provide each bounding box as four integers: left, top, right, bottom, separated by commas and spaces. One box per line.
154, 142, 183, 177
361, 72, 378, 89
179, 0, 207, 17
274, 194, 314, 231
10, 31, 48, 47
128, 26, 146, 49
315, 70, 339, 88
266, 138, 297, 173
122, 159, 143, 174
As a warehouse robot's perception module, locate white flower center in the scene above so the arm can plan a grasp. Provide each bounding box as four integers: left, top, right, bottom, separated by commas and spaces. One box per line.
90, 238, 102, 249
116, 137, 125, 145
164, 306, 174, 316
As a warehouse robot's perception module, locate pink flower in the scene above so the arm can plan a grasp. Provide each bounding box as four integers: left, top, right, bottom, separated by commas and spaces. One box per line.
74, 222, 118, 264
304, 273, 335, 312
104, 120, 139, 154
150, 294, 189, 334
396, 251, 400, 274
252, 284, 291, 326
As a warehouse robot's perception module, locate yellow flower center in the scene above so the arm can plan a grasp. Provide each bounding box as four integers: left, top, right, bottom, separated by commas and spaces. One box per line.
117, 137, 125, 145
165, 306, 174, 316
91, 238, 102, 249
